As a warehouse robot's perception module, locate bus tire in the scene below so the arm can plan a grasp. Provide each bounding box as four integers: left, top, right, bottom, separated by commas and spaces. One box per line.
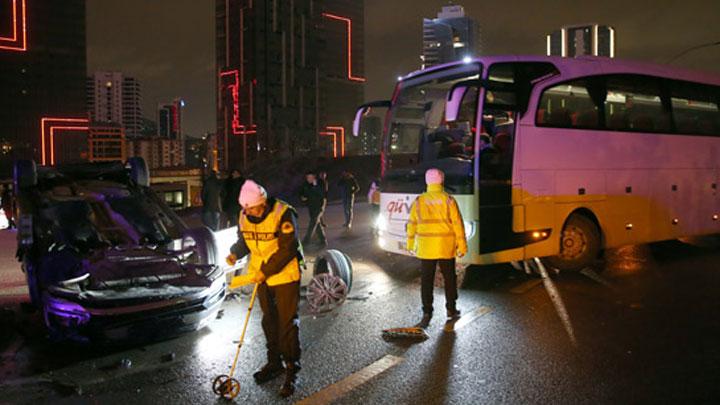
545, 214, 601, 272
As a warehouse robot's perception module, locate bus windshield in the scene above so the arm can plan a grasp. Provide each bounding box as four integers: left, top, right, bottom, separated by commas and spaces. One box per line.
383, 65, 481, 194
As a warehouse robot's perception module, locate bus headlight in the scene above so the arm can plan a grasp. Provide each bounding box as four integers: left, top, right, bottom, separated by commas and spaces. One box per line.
375, 214, 388, 232
464, 221, 476, 240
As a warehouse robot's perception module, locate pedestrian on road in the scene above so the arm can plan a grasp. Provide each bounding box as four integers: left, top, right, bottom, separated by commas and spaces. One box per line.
298, 172, 327, 247
223, 169, 245, 228
226, 180, 303, 398
337, 171, 360, 229
201, 170, 223, 231
406, 168, 467, 328
1, 185, 15, 230
318, 171, 329, 229
368, 178, 381, 234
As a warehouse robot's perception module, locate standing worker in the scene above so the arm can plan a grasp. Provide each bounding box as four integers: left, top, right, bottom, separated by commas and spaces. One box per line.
298, 172, 327, 247
201, 170, 224, 231
225, 180, 302, 398
368, 178, 381, 235
1, 185, 15, 230
406, 168, 467, 328
223, 169, 245, 228
337, 171, 360, 229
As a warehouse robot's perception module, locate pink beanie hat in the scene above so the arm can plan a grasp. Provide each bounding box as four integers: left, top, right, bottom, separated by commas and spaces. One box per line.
239, 180, 267, 208
425, 168, 444, 185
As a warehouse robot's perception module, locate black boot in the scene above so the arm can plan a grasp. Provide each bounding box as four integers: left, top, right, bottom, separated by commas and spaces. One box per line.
416, 312, 432, 329
279, 363, 300, 398
253, 362, 285, 384
447, 308, 461, 320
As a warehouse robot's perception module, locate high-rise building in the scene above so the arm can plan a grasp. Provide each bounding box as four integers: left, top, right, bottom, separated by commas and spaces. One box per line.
126, 137, 185, 169
0, 1, 87, 170
216, 0, 365, 170
359, 115, 381, 155
86, 72, 144, 138
158, 98, 184, 139
421, 5, 479, 69
88, 123, 125, 162
547, 24, 615, 58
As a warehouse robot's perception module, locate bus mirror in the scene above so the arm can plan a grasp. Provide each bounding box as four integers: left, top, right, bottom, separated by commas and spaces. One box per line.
352, 100, 391, 136
445, 79, 481, 122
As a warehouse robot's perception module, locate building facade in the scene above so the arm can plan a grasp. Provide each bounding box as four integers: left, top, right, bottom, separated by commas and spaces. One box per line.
547, 24, 615, 58
158, 98, 183, 139
215, 0, 365, 171
88, 123, 125, 162
421, 5, 479, 69
126, 137, 185, 169
0, 1, 87, 170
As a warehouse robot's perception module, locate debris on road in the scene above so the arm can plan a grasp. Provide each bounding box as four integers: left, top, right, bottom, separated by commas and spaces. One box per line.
381, 327, 429, 341
161, 353, 176, 363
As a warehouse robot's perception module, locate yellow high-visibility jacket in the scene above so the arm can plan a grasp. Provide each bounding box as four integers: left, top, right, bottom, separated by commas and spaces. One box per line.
406, 184, 467, 260
239, 200, 301, 286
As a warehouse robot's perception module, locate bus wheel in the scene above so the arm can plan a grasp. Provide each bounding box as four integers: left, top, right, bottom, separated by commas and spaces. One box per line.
546, 214, 601, 272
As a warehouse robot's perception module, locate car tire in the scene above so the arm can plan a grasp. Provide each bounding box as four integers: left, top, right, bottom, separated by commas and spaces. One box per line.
14, 159, 37, 190
127, 157, 150, 187
545, 214, 601, 272
183, 227, 218, 266
313, 249, 353, 292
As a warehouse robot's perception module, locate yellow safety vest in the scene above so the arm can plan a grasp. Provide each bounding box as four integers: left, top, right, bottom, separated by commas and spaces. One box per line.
406, 184, 467, 260
240, 200, 301, 286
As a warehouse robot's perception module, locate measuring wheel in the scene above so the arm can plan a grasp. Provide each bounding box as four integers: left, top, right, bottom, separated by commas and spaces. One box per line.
212, 374, 241, 399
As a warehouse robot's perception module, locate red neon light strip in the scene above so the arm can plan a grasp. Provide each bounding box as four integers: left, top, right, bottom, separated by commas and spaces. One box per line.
0, 0, 27, 52
220, 69, 255, 136
41, 118, 89, 166
325, 125, 345, 157
321, 13, 366, 83
319, 131, 338, 158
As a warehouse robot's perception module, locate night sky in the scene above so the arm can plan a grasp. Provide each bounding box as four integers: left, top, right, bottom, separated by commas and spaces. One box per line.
87, 0, 720, 137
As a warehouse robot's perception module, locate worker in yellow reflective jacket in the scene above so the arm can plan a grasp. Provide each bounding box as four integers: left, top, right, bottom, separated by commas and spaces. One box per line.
406, 168, 467, 328
225, 180, 302, 398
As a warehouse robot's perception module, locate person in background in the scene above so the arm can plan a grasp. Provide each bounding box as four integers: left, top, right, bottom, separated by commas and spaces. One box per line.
318, 171, 329, 229
298, 171, 327, 247
223, 169, 245, 228
1, 185, 15, 230
226, 180, 302, 398
201, 170, 223, 231
368, 178, 381, 234
406, 168, 467, 329
337, 171, 360, 229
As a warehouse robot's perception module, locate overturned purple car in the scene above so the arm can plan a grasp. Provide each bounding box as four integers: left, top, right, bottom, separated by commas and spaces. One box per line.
14, 158, 224, 343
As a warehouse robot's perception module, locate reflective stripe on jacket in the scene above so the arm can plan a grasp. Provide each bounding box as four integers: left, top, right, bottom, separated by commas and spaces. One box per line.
241, 201, 301, 286
406, 184, 467, 260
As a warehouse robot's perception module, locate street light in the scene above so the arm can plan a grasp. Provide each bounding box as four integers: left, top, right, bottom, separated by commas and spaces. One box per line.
666, 40, 720, 64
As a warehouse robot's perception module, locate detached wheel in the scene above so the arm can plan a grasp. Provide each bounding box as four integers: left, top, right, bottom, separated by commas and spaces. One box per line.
313, 249, 353, 292
545, 214, 601, 272
183, 227, 218, 266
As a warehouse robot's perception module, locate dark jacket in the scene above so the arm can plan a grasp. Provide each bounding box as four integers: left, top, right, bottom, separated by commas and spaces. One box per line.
298, 179, 327, 212
230, 197, 301, 278
201, 175, 223, 213
223, 177, 244, 213
338, 175, 360, 200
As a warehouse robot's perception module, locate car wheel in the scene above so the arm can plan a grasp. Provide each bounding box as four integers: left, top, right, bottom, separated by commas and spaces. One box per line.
313, 249, 353, 292
14, 159, 37, 190
545, 214, 601, 272
183, 227, 218, 266
127, 157, 150, 187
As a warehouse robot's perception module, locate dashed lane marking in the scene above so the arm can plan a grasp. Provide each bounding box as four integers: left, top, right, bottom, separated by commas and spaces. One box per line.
295, 355, 403, 405
444, 306, 492, 332
509, 279, 542, 294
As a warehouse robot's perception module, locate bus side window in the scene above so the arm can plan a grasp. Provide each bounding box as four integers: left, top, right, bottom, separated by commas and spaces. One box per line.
670, 80, 720, 136
604, 75, 671, 133
536, 80, 600, 129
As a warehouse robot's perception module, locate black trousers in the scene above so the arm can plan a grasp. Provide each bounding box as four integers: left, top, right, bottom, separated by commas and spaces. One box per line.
303, 207, 326, 244
258, 281, 301, 367
342, 195, 354, 226
420, 259, 458, 315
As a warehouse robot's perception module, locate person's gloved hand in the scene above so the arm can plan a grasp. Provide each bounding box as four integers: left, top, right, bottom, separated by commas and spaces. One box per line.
226, 253, 238, 267
228, 272, 265, 290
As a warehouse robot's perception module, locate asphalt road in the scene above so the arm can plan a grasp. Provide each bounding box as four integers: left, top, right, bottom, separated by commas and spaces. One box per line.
1, 203, 720, 404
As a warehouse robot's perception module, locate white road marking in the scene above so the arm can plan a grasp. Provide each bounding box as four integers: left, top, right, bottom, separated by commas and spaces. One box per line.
295, 355, 403, 405
580, 268, 615, 290
535, 258, 578, 347
444, 306, 492, 332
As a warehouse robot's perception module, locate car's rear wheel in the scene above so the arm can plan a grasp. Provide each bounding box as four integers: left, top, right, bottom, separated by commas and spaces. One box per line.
183, 227, 218, 266
545, 214, 601, 272
127, 157, 149, 187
